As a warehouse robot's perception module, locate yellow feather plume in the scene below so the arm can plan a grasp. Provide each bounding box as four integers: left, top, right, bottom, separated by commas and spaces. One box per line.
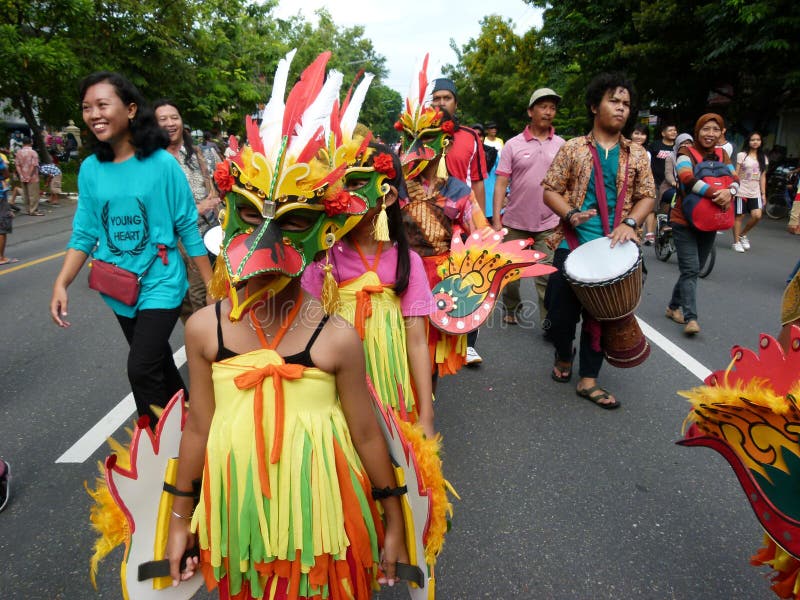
85, 438, 131, 589
396, 419, 458, 565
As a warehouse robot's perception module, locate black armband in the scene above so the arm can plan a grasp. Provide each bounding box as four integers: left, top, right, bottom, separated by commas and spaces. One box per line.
371, 485, 408, 500
163, 478, 201, 501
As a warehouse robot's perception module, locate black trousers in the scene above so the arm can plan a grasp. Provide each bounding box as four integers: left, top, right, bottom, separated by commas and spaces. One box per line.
544, 248, 604, 379
115, 307, 185, 425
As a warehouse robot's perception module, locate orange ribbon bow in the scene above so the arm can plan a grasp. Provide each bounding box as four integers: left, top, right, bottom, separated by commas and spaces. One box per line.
353, 284, 384, 339
234, 362, 306, 498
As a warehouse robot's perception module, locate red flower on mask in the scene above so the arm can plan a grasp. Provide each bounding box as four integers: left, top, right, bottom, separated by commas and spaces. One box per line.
324, 190, 352, 216
393, 120, 404, 132
214, 162, 234, 193
441, 120, 455, 134
373, 153, 396, 179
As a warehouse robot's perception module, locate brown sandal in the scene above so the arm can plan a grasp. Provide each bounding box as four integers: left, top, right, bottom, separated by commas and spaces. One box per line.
551, 350, 574, 383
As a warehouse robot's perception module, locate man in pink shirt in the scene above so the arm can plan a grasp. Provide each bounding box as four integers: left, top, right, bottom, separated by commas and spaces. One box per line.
15, 136, 42, 216
492, 88, 565, 327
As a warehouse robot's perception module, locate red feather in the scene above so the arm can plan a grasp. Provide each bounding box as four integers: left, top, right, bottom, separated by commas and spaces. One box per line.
356, 131, 372, 158
294, 126, 325, 164
418, 53, 429, 105
330, 99, 342, 146
228, 134, 239, 154
340, 69, 365, 116
317, 163, 347, 190
245, 116, 264, 156
282, 51, 331, 137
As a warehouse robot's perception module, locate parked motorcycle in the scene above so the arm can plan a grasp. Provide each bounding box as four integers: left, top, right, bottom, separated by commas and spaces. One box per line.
765, 157, 798, 220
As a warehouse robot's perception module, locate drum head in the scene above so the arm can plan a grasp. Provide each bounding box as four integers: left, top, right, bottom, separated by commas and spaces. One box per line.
204, 225, 223, 256
564, 237, 639, 284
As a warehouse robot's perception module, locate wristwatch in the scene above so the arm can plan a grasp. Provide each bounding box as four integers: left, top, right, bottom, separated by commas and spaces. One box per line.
622, 217, 637, 228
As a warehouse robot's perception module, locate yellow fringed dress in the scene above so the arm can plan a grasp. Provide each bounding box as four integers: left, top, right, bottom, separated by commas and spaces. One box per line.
329, 242, 453, 572
335, 261, 417, 419
192, 348, 383, 600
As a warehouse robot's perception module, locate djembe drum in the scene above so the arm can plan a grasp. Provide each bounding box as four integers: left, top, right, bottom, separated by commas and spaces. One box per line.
563, 237, 650, 368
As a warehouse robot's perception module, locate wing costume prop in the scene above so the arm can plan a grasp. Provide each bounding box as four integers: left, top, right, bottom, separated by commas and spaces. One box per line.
678, 326, 800, 599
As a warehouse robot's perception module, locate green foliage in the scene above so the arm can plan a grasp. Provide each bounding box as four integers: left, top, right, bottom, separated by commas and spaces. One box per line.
2, 1, 402, 151
526, 0, 800, 132
59, 160, 79, 194
443, 16, 537, 139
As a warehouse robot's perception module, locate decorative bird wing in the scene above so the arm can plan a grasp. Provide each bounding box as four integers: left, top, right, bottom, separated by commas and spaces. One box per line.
429, 229, 556, 334
86, 392, 202, 599
677, 327, 800, 597
370, 380, 458, 599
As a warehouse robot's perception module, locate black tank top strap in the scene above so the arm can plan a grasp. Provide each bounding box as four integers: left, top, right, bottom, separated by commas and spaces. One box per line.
282, 315, 330, 368
215, 301, 238, 362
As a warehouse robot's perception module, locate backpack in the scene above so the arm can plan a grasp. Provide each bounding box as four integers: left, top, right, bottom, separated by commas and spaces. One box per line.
482, 143, 498, 171
680, 147, 735, 231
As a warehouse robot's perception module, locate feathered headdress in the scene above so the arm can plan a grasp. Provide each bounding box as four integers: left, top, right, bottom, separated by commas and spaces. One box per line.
208, 50, 377, 319
396, 53, 454, 180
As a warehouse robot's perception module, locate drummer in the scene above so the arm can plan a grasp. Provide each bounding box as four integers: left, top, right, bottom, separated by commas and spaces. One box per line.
541, 73, 655, 409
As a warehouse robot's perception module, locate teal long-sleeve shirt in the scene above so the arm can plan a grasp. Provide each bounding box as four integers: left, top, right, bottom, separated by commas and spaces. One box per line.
68, 149, 207, 317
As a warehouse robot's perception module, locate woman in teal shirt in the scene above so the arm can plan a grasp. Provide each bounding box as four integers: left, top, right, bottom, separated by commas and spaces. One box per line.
49, 72, 213, 425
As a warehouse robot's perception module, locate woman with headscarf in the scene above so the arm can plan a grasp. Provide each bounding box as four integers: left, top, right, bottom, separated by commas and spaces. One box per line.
665, 114, 739, 335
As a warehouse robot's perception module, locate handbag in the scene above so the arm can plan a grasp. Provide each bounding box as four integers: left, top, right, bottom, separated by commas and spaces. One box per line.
88, 245, 166, 306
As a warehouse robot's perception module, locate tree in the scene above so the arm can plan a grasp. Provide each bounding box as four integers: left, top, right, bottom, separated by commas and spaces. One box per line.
527, 0, 800, 132
0, 0, 92, 160
284, 8, 402, 142
0, 1, 410, 154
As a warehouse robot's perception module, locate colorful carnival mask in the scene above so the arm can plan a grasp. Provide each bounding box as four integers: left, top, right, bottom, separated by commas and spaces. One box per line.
397, 54, 455, 180
209, 50, 378, 319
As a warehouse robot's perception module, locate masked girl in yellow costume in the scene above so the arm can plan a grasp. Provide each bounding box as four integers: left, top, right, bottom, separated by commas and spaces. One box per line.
302, 142, 436, 438
165, 51, 408, 599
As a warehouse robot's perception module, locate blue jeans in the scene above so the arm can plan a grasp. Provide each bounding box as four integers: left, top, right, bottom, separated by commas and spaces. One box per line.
669, 223, 716, 322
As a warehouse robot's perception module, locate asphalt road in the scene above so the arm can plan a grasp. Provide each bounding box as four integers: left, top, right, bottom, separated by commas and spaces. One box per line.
1, 198, 796, 599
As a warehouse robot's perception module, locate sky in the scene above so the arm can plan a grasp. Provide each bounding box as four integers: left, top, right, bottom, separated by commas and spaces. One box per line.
274, 0, 543, 96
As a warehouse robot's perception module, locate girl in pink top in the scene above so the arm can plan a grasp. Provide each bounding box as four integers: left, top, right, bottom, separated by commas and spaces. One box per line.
302, 149, 436, 436
733, 131, 768, 251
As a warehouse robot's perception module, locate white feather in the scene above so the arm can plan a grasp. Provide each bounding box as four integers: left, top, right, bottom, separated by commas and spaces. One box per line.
287, 69, 343, 159
260, 48, 297, 162
340, 72, 374, 141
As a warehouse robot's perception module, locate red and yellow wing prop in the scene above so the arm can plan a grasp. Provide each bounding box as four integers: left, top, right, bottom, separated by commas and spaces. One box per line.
678, 327, 800, 598
430, 228, 555, 334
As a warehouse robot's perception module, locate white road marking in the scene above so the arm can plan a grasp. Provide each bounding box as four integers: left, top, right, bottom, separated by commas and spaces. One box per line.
636, 317, 712, 382
55, 346, 187, 464
58, 318, 712, 464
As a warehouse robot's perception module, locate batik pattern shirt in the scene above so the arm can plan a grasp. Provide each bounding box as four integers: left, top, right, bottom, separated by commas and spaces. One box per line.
541, 133, 654, 249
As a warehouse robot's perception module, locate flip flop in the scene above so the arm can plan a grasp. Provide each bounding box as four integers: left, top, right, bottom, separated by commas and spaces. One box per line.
0, 258, 19, 265
576, 385, 620, 409
551, 349, 574, 383
28, 211, 45, 216
503, 314, 518, 325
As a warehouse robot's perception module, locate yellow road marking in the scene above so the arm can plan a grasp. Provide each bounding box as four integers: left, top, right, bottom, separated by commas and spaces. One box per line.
0, 251, 65, 276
